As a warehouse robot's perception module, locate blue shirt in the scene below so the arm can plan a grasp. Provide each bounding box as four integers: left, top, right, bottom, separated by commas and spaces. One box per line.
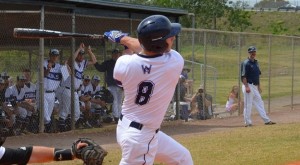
241, 58, 261, 85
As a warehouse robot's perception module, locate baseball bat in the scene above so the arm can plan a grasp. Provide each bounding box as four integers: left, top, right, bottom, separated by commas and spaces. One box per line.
13, 28, 104, 39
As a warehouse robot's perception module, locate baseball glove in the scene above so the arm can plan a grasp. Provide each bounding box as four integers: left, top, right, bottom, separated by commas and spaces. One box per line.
72, 138, 108, 165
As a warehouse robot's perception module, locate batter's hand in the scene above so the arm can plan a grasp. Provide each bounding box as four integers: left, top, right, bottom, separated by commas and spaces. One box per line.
104, 30, 128, 43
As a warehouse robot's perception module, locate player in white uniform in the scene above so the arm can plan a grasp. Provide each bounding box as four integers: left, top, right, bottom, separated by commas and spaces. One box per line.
89, 75, 107, 127
105, 15, 193, 165
5, 75, 35, 135
41, 49, 62, 133
22, 69, 38, 133
57, 43, 94, 132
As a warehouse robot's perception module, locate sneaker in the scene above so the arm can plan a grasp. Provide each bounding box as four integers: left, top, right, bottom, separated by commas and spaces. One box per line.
245, 124, 252, 127
188, 118, 193, 122
265, 121, 276, 125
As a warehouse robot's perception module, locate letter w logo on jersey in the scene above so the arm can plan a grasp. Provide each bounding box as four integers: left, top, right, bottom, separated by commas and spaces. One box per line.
141, 64, 152, 74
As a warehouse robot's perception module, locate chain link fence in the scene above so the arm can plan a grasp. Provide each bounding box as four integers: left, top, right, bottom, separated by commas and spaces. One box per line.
1, 7, 300, 136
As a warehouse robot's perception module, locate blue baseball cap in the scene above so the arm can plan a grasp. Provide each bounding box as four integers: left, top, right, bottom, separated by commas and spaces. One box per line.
49, 49, 60, 56
248, 46, 256, 53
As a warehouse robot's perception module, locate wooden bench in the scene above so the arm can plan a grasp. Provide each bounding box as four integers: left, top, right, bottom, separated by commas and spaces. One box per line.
212, 110, 230, 118
211, 104, 232, 118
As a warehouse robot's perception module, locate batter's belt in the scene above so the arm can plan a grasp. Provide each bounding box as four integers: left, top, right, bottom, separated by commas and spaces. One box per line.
120, 114, 159, 133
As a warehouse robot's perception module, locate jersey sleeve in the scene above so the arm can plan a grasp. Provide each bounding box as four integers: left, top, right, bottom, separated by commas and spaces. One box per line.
114, 55, 128, 83
240, 60, 247, 77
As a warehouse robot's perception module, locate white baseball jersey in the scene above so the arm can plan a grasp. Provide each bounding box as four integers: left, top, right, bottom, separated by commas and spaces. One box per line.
79, 83, 92, 96
5, 85, 25, 103
90, 84, 102, 97
61, 60, 88, 89
0, 146, 5, 160
5, 85, 28, 118
43, 60, 62, 91
24, 82, 36, 100
114, 49, 184, 129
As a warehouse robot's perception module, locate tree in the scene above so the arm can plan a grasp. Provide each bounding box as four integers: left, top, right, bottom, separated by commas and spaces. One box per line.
151, 0, 228, 29
226, 1, 252, 32
227, 9, 252, 32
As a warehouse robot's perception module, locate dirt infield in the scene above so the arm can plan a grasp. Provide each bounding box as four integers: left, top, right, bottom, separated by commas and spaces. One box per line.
4, 96, 300, 150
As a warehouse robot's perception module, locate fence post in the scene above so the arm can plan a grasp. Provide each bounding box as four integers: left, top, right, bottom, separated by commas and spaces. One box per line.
202, 31, 207, 112
291, 38, 295, 110
38, 5, 45, 133
267, 35, 272, 114
70, 10, 76, 130
238, 34, 242, 116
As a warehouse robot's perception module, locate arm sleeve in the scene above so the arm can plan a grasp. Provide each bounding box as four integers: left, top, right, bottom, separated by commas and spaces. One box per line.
240, 61, 248, 82
94, 62, 107, 72
114, 56, 127, 83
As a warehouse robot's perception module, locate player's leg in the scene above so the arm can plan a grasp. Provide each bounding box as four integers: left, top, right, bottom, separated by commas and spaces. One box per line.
58, 89, 71, 132
108, 86, 121, 122
155, 131, 193, 165
44, 93, 56, 132
242, 85, 254, 125
252, 86, 270, 123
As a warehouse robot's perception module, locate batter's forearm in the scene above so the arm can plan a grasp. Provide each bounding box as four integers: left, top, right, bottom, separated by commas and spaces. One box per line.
120, 36, 142, 53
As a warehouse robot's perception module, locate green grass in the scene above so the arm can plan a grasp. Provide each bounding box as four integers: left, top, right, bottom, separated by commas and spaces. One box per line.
42, 123, 300, 165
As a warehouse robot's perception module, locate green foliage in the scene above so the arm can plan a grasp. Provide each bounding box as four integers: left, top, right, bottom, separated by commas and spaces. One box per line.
269, 20, 288, 35
226, 9, 252, 32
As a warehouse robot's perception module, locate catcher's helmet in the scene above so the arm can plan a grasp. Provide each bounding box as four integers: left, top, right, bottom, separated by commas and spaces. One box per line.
248, 46, 256, 53
137, 15, 181, 53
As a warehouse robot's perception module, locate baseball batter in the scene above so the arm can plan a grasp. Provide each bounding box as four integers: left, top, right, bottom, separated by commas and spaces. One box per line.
241, 46, 276, 127
105, 15, 193, 165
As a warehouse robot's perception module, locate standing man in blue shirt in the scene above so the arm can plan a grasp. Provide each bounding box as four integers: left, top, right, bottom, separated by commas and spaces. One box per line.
241, 46, 276, 127
89, 48, 123, 123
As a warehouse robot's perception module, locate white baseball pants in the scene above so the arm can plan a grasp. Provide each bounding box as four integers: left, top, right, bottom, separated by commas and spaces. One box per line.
117, 115, 193, 165
242, 84, 271, 125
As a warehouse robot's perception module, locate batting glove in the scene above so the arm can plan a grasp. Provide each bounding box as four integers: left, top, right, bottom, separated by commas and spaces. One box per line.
104, 30, 128, 43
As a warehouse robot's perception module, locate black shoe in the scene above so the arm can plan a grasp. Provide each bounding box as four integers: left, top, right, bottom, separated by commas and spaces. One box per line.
265, 121, 276, 125
114, 117, 119, 124
245, 124, 253, 127
44, 123, 52, 133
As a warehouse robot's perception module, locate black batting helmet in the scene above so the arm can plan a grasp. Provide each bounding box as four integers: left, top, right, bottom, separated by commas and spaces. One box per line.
137, 15, 181, 53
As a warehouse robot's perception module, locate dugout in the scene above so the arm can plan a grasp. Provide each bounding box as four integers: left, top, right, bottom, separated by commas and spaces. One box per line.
0, 0, 187, 70
0, 0, 188, 132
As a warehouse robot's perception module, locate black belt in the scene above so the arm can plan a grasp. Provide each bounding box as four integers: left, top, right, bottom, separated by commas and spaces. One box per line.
45, 90, 55, 93
120, 114, 159, 133
65, 86, 79, 92
248, 82, 258, 85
